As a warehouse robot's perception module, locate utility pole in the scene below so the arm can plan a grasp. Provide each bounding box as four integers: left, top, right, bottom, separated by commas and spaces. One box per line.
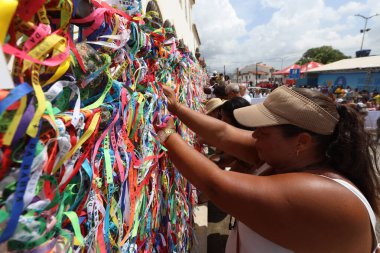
255, 62, 262, 85
355, 13, 379, 50
236, 68, 239, 83
224, 65, 226, 77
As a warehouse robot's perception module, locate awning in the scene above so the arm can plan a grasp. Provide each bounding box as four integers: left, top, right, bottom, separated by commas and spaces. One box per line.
272, 64, 301, 75
300, 61, 323, 73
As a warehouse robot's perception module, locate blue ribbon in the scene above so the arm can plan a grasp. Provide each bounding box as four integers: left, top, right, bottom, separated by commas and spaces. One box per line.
0, 122, 41, 243
0, 82, 33, 116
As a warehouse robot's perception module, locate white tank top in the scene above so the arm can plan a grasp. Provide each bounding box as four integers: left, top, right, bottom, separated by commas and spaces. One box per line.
225, 175, 379, 253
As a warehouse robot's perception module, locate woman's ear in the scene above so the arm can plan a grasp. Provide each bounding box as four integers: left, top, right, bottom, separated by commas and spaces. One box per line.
296, 132, 314, 151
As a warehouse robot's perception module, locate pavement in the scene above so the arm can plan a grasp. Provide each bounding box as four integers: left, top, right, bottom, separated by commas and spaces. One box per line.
192, 202, 231, 253
191, 203, 208, 253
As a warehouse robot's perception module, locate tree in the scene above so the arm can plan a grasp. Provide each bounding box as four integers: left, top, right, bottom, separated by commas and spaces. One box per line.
296, 46, 351, 65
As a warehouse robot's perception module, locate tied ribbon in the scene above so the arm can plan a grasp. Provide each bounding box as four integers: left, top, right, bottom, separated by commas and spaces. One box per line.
0, 123, 41, 243
0, 0, 207, 251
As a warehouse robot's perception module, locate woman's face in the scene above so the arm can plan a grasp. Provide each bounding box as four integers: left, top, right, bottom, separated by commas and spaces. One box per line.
208, 108, 222, 119
252, 126, 298, 169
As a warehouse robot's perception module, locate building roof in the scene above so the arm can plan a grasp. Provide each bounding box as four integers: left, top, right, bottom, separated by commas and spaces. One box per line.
239, 63, 273, 75
308, 55, 380, 73
241, 70, 267, 75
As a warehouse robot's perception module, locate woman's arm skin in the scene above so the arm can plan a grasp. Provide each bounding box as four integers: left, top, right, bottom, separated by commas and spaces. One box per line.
164, 132, 372, 253
163, 86, 260, 164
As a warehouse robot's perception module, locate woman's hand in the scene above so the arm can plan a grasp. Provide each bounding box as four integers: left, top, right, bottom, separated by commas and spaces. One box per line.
154, 116, 175, 132
162, 85, 180, 114
154, 116, 176, 144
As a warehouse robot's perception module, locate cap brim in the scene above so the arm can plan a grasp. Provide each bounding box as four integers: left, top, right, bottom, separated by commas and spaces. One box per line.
233, 103, 290, 127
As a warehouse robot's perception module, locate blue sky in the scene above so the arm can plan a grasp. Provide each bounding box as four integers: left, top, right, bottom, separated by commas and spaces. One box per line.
193, 0, 380, 73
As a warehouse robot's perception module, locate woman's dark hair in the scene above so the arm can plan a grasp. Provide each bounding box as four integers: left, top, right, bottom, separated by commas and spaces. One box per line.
280, 88, 380, 214
221, 97, 252, 130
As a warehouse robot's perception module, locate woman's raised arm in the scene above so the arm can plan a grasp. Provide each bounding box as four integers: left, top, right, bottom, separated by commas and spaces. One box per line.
163, 86, 259, 164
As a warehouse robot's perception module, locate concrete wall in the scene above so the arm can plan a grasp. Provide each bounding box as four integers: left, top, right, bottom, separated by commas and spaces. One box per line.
318, 71, 380, 91
141, 0, 200, 54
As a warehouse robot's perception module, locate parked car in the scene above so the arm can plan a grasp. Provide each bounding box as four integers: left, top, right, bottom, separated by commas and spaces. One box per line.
256, 81, 274, 89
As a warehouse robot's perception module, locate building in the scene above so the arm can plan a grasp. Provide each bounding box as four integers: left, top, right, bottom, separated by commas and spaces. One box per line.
234, 63, 275, 84
307, 56, 380, 91
141, 0, 201, 55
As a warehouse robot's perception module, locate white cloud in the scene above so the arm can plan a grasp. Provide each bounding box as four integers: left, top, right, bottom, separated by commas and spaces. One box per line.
193, 0, 247, 71
193, 0, 380, 73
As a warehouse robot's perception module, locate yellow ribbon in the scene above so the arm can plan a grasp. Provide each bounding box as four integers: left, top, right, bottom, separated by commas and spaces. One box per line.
26, 65, 46, 137
22, 34, 67, 72
3, 96, 27, 145
0, 0, 18, 43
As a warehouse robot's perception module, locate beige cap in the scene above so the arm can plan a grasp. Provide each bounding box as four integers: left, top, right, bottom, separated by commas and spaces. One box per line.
233, 86, 339, 135
205, 98, 226, 115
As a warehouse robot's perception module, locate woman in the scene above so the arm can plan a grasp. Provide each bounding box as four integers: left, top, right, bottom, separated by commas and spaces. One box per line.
213, 97, 257, 173
220, 97, 251, 129
157, 85, 380, 252
205, 97, 226, 119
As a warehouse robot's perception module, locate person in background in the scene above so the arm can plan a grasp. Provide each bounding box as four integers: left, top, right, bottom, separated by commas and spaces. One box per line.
334, 85, 344, 97
238, 83, 251, 103
376, 117, 380, 143
216, 97, 258, 174
213, 84, 228, 100
158, 85, 379, 253
225, 75, 231, 85
263, 88, 270, 97
204, 71, 219, 99
225, 83, 241, 99
374, 93, 380, 110
206, 97, 254, 251
199, 98, 226, 152
197, 98, 226, 204
205, 98, 225, 120
254, 88, 263, 98
220, 97, 251, 130
210, 71, 218, 85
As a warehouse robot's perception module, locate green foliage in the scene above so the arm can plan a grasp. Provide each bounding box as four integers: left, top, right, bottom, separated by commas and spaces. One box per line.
296, 46, 351, 65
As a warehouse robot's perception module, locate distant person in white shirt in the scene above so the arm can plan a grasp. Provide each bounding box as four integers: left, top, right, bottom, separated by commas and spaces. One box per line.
239, 83, 251, 103
254, 88, 263, 98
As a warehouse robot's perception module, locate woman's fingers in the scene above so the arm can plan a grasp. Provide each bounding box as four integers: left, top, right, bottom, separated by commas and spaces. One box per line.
162, 85, 174, 97
162, 85, 179, 114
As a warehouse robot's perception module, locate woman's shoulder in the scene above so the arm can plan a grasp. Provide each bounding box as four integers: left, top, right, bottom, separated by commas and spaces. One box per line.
268, 171, 370, 226
266, 172, 373, 251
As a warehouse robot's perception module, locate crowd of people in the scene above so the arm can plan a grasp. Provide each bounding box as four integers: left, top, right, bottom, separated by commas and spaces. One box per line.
299, 85, 380, 111
204, 72, 269, 102
155, 73, 380, 252
205, 73, 380, 143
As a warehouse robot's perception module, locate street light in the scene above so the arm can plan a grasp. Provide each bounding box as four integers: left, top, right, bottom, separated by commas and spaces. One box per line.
355, 13, 379, 50
255, 62, 262, 86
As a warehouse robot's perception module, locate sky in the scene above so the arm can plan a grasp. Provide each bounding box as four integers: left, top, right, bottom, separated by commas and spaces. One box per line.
192, 0, 380, 74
